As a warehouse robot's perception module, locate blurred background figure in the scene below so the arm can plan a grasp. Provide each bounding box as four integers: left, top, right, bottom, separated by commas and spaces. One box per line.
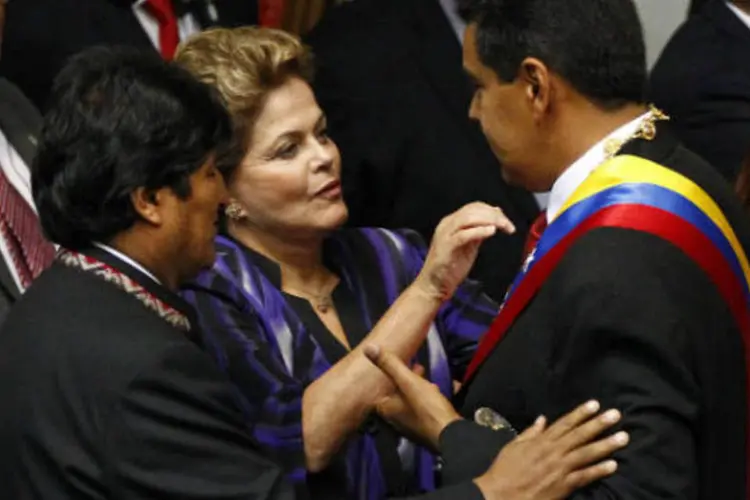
0, 0, 55, 323
305, 0, 540, 301
649, 0, 750, 181
0, 0, 258, 111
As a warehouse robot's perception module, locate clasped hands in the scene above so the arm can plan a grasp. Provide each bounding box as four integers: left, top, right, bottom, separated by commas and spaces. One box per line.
364, 345, 628, 500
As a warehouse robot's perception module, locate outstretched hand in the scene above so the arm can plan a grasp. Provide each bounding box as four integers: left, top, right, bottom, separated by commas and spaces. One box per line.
415, 202, 515, 301
364, 344, 461, 449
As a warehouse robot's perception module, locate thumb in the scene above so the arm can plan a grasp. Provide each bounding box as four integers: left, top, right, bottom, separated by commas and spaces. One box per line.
364, 345, 423, 401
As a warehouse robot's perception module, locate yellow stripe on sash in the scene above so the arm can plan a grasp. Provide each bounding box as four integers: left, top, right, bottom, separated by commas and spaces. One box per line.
556, 155, 750, 287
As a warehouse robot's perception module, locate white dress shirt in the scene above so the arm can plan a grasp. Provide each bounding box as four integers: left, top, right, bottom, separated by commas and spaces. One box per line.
93, 242, 162, 285
726, 2, 750, 30
132, 0, 202, 52
0, 128, 36, 293
546, 111, 652, 224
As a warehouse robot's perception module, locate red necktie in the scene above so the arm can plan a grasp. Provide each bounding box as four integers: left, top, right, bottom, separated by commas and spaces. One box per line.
144, 0, 180, 60
0, 168, 55, 290
521, 212, 548, 263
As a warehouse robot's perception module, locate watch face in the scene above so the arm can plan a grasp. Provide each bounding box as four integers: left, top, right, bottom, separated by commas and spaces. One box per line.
474, 407, 517, 435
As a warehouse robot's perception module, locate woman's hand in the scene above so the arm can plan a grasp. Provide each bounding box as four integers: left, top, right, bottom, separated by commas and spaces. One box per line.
415, 202, 515, 301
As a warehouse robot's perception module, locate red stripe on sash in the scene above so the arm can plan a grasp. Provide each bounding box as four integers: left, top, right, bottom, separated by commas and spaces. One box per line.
463, 204, 750, 496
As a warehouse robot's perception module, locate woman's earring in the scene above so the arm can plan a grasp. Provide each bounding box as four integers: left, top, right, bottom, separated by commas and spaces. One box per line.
224, 201, 246, 221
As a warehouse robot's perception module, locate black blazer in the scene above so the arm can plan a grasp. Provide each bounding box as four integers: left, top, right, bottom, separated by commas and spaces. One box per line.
0, 247, 298, 499
0, 78, 42, 323
649, 0, 750, 182
0, 247, 489, 500
305, 0, 539, 301
445, 126, 750, 499
0, 0, 258, 111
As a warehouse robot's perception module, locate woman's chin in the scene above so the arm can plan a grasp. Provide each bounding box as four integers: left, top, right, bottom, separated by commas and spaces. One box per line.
321, 203, 349, 230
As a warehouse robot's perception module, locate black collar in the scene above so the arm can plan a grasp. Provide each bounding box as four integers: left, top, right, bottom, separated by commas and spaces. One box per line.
220, 233, 340, 290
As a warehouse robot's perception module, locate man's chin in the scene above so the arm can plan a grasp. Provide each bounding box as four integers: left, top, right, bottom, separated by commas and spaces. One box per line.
500, 166, 525, 188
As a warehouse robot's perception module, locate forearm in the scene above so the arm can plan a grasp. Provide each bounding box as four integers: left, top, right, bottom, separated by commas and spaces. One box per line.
302, 282, 443, 471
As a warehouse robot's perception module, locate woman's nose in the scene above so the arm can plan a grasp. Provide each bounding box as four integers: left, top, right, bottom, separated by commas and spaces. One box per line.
310, 142, 335, 172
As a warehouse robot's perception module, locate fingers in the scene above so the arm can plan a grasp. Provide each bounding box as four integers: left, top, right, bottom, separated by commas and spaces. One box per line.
543, 400, 602, 441
515, 415, 547, 442
411, 363, 426, 378
557, 409, 622, 452
564, 460, 619, 490
364, 345, 427, 402
453, 225, 498, 247
563, 430, 629, 471
441, 203, 516, 236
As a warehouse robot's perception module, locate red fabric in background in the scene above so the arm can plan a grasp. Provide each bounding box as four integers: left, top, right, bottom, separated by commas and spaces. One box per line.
259, 0, 286, 27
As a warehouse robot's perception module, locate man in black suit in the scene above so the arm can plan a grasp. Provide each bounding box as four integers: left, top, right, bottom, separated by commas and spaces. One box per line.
0, 0, 258, 111
649, 0, 750, 181
305, 0, 540, 301
0, 44, 627, 500
0, 0, 55, 322
366, 1, 750, 498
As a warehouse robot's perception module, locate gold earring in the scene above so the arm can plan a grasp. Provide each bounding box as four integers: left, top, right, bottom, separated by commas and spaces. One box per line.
224, 201, 246, 221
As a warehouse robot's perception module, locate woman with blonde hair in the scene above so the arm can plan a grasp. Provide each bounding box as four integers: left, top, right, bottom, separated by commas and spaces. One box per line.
176, 27, 625, 500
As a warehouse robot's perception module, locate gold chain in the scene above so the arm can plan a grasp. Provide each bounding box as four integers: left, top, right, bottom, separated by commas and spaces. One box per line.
284, 276, 339, 314
603, 105, 670, 159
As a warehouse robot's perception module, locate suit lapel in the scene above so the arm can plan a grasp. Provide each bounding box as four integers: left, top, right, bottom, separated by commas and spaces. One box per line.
0, 79, 42, 169
0, 259, 20, 302
703, 1, 750, 45
402, 0, 474, 128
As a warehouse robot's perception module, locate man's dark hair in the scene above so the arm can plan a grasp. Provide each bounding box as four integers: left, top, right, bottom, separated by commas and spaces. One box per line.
458, 0, 647, 110
33, 46, 239, 249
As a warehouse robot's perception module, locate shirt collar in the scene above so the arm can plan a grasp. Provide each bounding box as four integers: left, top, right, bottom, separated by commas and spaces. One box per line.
93, 242, 162, 284
726, 2, 750, 30
546, 111, 652, 223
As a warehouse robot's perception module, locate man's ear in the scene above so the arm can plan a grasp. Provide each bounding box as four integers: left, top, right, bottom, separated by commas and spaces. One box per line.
130, 186, 167, 226
520, 57, 552, 115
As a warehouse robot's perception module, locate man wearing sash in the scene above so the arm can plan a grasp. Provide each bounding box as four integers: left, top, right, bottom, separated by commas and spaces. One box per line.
364, 0, 750, 498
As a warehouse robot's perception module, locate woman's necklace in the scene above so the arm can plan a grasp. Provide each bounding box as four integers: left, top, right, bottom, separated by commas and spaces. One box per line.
284, 275, 339, 314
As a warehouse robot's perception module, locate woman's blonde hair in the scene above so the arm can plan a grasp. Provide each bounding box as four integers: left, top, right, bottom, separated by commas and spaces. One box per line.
175, 26, 314, 147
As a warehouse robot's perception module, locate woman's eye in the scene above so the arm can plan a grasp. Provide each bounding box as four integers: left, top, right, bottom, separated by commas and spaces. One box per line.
275, 143, 299, 159
316, 128, 330, 143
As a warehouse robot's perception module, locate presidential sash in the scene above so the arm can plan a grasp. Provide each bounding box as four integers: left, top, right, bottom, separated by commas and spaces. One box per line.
463, 155, 750, 492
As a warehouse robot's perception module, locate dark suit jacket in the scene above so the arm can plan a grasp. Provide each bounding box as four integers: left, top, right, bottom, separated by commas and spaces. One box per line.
0, 246, 486, 500
0, 0, 258, 111
443, 125, 750, 499
0, 78, 41, 323
649, 0, 750, 182
305, 0, 539, 301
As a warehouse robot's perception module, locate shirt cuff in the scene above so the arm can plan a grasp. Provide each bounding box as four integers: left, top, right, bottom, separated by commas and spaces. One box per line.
437, 419, 515, 486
